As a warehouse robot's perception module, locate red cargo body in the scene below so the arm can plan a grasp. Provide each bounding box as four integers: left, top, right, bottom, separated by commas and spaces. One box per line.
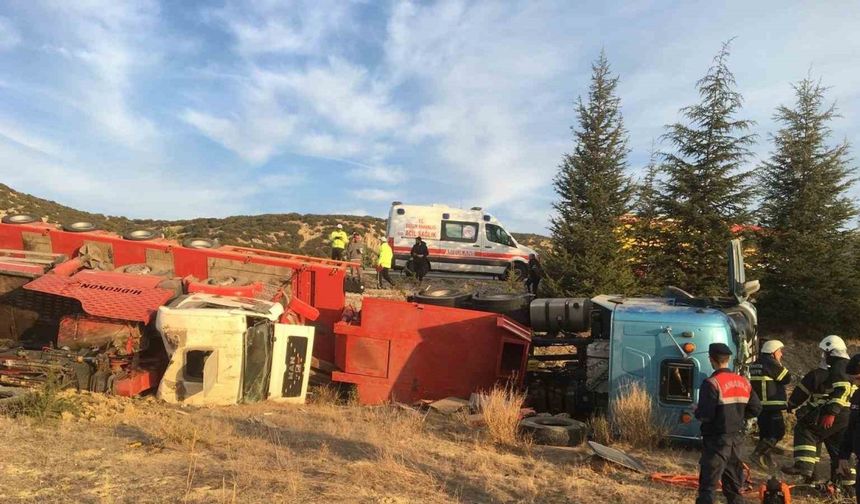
0, 223, 354, 364
333, 297, 531, 404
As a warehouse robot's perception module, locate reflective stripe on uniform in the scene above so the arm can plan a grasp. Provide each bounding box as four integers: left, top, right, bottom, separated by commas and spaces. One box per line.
776, 368, 789, 381
796, 456, 821, 464
794, 445, 818, 452
797, 383, 810, 395
762, 400, 787, 406
828, 382, 854, 407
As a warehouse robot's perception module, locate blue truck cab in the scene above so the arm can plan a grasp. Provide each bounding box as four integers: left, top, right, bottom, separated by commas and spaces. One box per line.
526, 240, 759, 439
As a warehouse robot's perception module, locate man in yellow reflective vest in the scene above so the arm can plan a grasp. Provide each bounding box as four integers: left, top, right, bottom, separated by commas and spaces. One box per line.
329, 224, 348, 260
749, 339, 791, 469
376, 237, 395, 289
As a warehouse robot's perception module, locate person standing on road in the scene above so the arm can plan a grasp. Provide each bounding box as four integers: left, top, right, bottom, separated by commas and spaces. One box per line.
837, 354, 860, 502
524, 254, 543, 294
749, 339, 791, 469
377, 238, 395, 289
410, 236, 430, 284
329, 224, 349, 260
694, 343, 761, 504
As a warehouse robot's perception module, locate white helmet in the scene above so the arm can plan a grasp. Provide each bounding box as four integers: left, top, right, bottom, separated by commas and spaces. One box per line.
336, 224, 343, 229
761, 340, 784, 354
820, 335, 849, 359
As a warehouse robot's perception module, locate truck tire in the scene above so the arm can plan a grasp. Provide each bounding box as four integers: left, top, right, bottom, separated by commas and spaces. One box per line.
182, 237, 219, 249
123, 229, 160, 241
519, 417, 588, 446
470, 293, 530, 313
412, 289, 472, 308
62, 221, 98, 232
1, 214, 38, 224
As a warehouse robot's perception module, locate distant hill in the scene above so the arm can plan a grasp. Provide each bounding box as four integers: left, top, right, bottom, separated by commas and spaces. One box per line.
0, 184, 549, 259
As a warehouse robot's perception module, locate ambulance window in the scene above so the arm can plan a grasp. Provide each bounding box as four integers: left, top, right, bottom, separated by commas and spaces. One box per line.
660, 359, 694, 404
184, 350, 213, 383
441, 221, 478, 243
486, 224, 515, 247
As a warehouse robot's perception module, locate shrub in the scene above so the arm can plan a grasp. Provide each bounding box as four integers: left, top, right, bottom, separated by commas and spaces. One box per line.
481, 385, 526, 446
611, 381, 667, 448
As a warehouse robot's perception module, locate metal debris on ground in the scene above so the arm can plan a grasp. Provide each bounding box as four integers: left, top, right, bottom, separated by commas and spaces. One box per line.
587, 441, 648, 473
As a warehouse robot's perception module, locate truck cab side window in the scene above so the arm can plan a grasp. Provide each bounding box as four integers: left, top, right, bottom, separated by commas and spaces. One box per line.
486, 224, 515, 247
184, 350, 212, 382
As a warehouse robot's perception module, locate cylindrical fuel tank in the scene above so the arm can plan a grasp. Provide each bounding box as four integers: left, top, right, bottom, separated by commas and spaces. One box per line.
529, 298, 592, 333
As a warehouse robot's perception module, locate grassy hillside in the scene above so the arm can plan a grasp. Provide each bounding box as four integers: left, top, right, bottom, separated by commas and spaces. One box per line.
0, 184, 547, 258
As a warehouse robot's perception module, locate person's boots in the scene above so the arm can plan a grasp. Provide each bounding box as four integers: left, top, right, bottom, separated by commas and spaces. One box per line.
752, 440, 772, 470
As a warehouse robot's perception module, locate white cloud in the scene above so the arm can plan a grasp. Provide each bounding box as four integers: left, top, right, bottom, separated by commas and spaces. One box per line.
354, 188, 398, 202
38, 2, 161, 147
346, 163, 406, 185
0, 118, 60, 157
0, 16, 21, 50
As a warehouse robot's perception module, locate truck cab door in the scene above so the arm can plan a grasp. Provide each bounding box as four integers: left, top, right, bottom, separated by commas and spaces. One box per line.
726, 239, 759, 371
269, 324, 315, 403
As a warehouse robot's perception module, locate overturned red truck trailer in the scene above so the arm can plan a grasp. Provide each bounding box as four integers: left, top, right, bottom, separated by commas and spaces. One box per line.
0, 218, 529, 404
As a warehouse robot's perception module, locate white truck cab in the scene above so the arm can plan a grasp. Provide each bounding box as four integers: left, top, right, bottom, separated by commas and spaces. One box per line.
155, 294, 314, 406
387, 202, 536, 278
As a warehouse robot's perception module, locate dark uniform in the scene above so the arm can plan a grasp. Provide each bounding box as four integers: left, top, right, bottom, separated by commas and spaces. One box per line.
695, 343, 762, 504
749, 352, 791, 464
837, 355, 860, 502
525, 255, 543, 294
410, 239, 430, 283
785, 356, 854, 481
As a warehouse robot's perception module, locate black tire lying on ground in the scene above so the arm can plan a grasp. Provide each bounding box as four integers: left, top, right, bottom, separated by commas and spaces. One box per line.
412, 289, 473, 308
1, 214, 39, 224
123, 229, 160, 241
62, 221, 98, 232
519, 417, 588, 447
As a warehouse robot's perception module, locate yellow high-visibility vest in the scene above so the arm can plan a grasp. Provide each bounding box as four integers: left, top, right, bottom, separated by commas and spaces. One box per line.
378, 243, 393, 268
330, 230, 348, 249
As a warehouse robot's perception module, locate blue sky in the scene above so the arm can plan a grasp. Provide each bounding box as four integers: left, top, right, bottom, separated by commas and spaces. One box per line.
0, 1, 858, 233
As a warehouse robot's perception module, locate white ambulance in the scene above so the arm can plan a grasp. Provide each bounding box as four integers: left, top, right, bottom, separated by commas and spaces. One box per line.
386, 202, 536, 278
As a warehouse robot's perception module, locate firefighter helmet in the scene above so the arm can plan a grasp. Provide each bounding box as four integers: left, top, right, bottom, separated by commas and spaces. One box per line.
761, 340, 784, 355
819, 335, 849, 359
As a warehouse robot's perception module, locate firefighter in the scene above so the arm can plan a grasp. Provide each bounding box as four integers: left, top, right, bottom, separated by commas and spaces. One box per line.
837, 354, 860, 502
695, 342, 762, 504
376, 238, 395, 289
749, 339, 791, 469
329, 224, 348, 261
783, 335, 854, 484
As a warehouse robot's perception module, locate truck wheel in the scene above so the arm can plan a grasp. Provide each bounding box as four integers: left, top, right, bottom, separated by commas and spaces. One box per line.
182, 237, 219, 249
1, 214, 38, 224
519, 417, 588, 446
123, 229, 160, 241
470, 293, 530, 313
62, 221, 98, 232
412, 289, 472, 308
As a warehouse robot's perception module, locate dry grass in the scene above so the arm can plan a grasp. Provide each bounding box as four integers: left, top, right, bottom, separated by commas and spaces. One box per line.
590, 415, 613, 446
480, 385, 526, 446
611, 381, 667, 448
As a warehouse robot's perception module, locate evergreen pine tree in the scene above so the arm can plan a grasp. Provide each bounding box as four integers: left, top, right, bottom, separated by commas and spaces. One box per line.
544, 51, 634, 296
757, 77, 859, 333
659, 41, 756, 296
629, 147, 666, 294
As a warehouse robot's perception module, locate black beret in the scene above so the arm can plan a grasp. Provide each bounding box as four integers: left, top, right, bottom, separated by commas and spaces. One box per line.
847, 354, 860, 375
709, 343, 733, 357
